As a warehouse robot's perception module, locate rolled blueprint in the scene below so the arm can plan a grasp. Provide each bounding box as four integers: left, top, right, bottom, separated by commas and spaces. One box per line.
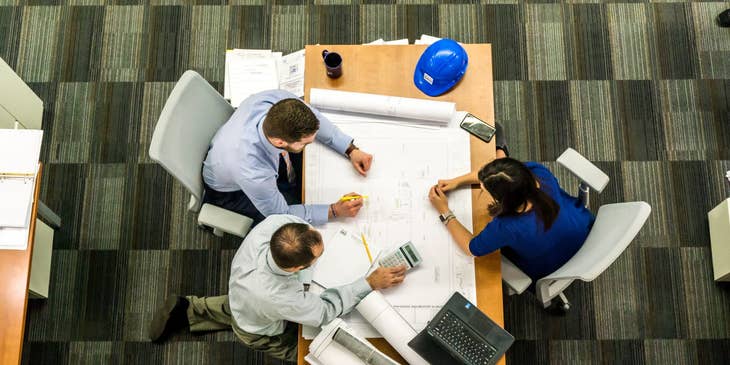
309, 88, 456, 126
355, 291, 428, 365
333, 328, 399, 365
310, 319, 399, 365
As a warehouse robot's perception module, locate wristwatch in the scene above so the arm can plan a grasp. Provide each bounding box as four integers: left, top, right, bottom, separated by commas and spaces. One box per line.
345, 142, 359, 159
439, 211, 455, 224
496, 144, 510, 157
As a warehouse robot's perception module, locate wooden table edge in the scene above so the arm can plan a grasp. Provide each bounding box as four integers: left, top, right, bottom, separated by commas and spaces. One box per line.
1, 163, 42, 365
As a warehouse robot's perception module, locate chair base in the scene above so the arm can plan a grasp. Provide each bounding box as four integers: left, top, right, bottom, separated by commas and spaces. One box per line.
545, 293, 571, 315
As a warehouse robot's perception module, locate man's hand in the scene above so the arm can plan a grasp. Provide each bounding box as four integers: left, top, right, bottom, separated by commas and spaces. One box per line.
330, 192, 364, 218
349, 149, 373, 177
366, 266, 407, 290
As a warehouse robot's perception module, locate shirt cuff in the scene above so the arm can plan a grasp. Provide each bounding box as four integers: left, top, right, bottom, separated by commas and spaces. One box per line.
311, 204, 330, 226
353, 277, 373, 299
331, 136, 353, 156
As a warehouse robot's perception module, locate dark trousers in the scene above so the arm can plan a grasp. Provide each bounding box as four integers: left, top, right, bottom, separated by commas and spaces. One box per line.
203, 152, 303, 227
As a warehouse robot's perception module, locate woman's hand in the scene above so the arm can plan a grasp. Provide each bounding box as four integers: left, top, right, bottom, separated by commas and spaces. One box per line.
428, 185, 450, 214
436, 178, 460, 193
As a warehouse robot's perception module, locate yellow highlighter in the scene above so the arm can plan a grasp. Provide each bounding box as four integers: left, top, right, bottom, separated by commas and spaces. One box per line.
339, 195, 369, 202
360, 234, 373, 263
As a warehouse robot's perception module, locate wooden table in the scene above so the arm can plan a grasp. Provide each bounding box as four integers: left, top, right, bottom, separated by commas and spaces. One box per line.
0, 164, 42, 365
299, 44, 503, 364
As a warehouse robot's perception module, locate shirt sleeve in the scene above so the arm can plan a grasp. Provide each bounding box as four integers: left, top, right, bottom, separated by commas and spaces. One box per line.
276, 278, 372, 328
469, 220, 510, 257
309, 104, 353, 155
251, 89, 352, 155
236, 168, 329, 225
524, 161, 559, 186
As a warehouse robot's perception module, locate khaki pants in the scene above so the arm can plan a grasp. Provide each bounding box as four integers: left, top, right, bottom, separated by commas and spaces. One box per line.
186, 295, 298, 361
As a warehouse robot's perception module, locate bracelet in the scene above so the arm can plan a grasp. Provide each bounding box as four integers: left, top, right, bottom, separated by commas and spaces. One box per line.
330, 204, 337, 218
444, 216, 457, 225
439, 210, 455, 224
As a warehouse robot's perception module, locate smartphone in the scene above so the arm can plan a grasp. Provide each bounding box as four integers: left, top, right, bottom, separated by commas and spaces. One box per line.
460, 113, 496, 143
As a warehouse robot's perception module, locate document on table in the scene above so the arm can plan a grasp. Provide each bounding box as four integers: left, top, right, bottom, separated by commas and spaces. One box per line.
277, 49, 305, 97
312, 227, 381, 289
364, 38, 409, 45
225, 49, 280, 107
225, 48, 306, 106
303, 92, 476, 338
0, 129, 42, 228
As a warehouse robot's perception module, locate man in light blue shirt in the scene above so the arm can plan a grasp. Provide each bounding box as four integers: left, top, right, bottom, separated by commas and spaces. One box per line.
202, 90, 373, 226
148, 215, 406, 361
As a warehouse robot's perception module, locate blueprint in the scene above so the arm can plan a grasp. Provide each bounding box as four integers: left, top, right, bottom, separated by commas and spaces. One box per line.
305, 106, 477, 338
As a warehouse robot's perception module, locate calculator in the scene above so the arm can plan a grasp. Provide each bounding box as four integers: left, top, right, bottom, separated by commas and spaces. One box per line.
378, 241, 423, 270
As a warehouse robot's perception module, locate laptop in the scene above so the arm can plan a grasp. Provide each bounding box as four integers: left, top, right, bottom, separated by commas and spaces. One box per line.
408, 292, 514, 365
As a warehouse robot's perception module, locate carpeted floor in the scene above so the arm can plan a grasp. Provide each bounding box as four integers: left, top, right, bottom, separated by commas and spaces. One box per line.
2, 1, 729, 364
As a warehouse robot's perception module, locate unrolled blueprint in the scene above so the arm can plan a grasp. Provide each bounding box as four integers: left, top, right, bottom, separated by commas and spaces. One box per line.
304, 95, 477, 338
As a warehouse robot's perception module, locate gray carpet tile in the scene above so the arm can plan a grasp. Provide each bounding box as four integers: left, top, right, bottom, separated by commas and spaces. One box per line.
607, 4, 653, 81
3, 0, 729, 364
564, 4, 613, 81
643, 339, 698, 365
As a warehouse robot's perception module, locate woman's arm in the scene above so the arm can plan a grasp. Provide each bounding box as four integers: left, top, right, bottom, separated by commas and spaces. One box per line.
438, 170, 480, 192
443, 217, 474, 256
428, 186, 475, 256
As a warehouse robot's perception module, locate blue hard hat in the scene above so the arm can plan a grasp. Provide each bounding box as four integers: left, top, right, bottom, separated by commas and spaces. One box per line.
413, 39, 468, 97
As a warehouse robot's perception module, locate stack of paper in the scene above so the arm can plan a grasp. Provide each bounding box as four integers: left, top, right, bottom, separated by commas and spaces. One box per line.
413, 34, 441, 45
224, 48, 305, 107
363, 38, 409, 45
0, 129, 43, 250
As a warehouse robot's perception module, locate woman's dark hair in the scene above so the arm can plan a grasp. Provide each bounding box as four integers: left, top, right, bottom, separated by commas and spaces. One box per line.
262, 99, 319, 143
270, 223, 322, 269
477, 158, 560, 231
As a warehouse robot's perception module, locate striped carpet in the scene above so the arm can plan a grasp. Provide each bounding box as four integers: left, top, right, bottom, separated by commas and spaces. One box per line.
1, 1, 729, 364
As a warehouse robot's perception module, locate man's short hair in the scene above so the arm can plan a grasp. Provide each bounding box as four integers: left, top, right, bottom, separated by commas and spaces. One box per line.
270, 223, 323, 269
262, 99, 320, 143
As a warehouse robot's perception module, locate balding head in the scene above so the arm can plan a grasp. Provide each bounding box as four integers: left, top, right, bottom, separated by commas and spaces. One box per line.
270, 223, 323, 270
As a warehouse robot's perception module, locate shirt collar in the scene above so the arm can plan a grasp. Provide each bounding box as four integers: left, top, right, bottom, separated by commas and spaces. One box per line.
266, 249, 294, 276
257, 119, 283, 157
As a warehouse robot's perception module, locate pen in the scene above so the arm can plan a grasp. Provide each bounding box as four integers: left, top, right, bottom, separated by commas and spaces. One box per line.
361, 233, 373, 263
339, 195, 369, 202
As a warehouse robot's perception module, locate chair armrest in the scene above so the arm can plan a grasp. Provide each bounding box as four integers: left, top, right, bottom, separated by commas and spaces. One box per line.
501, 256, 532, 295
198, 203, 253, 238
557, 148, 609, 193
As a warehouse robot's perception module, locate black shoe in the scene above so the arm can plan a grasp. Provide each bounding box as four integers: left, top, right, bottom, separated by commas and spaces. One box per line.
149, 295, 190, 342
718, 9, 730, 27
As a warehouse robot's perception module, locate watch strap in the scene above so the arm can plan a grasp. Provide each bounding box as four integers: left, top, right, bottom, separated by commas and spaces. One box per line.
345, 143, 359, 158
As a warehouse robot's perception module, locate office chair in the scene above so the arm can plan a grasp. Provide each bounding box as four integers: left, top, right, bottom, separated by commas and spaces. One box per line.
501, 148, 651, 312
149, 70, 253, 238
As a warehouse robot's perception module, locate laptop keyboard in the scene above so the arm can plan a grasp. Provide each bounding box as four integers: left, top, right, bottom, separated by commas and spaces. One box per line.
427, 311, 498, 365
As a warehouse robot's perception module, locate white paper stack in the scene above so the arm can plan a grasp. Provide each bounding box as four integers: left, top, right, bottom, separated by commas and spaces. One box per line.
224, 48, 305, 107
363, 38, 409, 45
413, 34, 442, 45
0, 129, 43, 250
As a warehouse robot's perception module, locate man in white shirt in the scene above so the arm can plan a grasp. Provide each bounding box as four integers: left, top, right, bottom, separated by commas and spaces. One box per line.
149, 215, 406, 361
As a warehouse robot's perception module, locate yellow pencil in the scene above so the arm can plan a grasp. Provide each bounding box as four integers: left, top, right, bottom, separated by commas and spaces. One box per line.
339, 195, 369, 202
360, 234, 373, 263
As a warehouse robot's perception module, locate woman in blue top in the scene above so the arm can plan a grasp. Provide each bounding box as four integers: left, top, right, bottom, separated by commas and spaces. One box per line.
428, 157, 595, 292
